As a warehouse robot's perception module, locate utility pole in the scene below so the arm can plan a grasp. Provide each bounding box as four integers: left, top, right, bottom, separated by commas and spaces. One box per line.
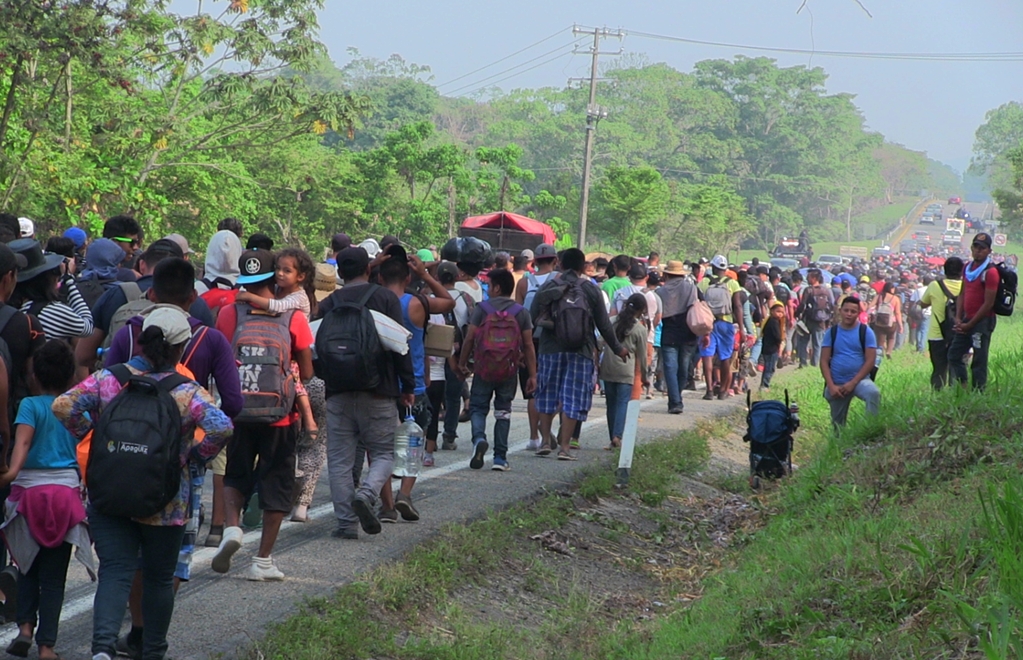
572, 26, 623, 249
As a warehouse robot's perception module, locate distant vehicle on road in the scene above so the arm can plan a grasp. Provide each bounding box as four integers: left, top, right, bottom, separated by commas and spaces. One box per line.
771, 236, 812, 260
926, 203, 943, 216
815, 254, 843, 267
920, 213, 936, 225
946, 217, 965, 234
872, 245, 891, 257
768, 257, 799, 272
899, 240, 917, 253
955, 207, 971, 220
948, 196, 962, 205
942, 231, 963, 247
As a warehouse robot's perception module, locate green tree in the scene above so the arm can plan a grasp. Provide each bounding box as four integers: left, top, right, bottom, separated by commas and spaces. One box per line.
592, 166, 669, 254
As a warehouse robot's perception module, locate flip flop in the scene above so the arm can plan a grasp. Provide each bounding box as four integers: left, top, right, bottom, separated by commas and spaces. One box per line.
557, 452, 577, 461
6, 633, 32, 658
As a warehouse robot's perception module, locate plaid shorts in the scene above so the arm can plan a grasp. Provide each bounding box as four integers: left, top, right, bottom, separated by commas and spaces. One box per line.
535, 352, 596, 421
175, 462, 205, 581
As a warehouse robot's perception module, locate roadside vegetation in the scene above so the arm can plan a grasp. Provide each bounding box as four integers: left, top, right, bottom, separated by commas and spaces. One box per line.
249, 317, 1023, 660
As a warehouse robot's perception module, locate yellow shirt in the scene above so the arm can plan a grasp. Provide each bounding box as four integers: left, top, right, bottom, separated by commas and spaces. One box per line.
920, 279, 962, 341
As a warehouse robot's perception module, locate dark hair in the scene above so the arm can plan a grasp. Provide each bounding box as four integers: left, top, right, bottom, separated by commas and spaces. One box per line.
152, 257, 196, 307
103, 215, 141, 240
32, 340, 75, 392
340, 260, 368, 282
140, 246, 174, 269
790, 271, 804, 284
138, 325, 182, 370
882, 281, 896, 296
276, 247, 317, 316
647, 271, 661, 287
12, 268, 60, 307
611, 255, 631, 274
807, 268, 823, 284
488, 268, 515, 296
0, 214, 19, 243
218, 217, 244, 238
45, 237, 75, 259
457, 262, 482, 277
246, 233, 274, 251
594, 257, 609, 270
737, 270, 748, 286
512, 255, 529, 271
493, 252, 510, 270
615, 293, 647, 344
944, 256, 964, 279
560, 248, 586, 273
840, 295, 862, 309
380, 249, 410, 285
648, 251, 659, 260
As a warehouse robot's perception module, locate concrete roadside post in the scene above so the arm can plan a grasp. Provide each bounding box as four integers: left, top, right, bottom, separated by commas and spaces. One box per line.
615, 399, 643, 487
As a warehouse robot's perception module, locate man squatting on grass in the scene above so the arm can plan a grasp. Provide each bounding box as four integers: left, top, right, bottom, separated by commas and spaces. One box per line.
820, 296, 881, 428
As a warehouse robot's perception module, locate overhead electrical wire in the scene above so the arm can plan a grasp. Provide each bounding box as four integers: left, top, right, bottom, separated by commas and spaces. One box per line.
622, 28, 1023, 62
444, 38, 588, 96
435, 26, 571, 89
453, 50, 580, 98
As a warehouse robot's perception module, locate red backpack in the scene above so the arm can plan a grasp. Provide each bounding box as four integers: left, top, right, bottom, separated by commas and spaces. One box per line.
472, 300, 524, 383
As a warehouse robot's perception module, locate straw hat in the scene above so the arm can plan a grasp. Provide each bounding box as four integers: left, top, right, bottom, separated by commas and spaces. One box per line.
314, 263, 338, 301
662, 260, 689, 276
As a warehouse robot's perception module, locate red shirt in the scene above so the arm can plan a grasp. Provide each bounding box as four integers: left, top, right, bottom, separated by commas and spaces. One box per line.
200, 288, 239, 317
962, 264, 1000, 320
216, 303, 314, 427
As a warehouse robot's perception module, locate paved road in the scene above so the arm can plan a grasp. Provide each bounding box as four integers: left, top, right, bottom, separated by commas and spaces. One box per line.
894, 199, 989, 257
0, 384, 747, 659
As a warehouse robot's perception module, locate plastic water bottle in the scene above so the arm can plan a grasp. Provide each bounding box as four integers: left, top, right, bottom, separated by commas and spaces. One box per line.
395, 414, 424, 478
789, 401, 800, 430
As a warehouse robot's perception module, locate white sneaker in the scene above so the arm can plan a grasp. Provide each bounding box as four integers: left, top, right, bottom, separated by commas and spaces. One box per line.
246, 556, 285, 581
94, 654, 113, 660
211, 525, 243, 574
525, 438, 540, 451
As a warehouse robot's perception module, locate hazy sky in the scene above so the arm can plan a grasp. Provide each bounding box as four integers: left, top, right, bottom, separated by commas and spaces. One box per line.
318, 0, 1023, 172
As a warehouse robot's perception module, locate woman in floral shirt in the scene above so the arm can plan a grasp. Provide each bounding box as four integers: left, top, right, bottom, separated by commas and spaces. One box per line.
52, 307, 232, 660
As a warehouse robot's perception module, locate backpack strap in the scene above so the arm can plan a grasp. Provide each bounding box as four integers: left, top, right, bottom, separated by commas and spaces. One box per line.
181, 326, 209, 371
936, 279, 954, 301
356, 284, 378, 308
155, 372, 191, 393
478, 300, 495, 315
118, 281, 144, 301
25, 300, 47, 319
109, 363, 133, 386
0, 304, 18, 336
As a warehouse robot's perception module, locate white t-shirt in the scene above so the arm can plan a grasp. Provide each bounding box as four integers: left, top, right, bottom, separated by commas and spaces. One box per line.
454, 279, 484, 305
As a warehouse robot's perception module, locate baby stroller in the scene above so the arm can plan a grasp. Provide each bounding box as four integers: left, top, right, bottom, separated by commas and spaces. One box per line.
743, 390, 799, 489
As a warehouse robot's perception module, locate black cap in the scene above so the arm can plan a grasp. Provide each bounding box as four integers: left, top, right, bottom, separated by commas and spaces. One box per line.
628, 262, 648, 281
380, 235, 401, 250
331, 233, 352, 252
336, 246, 369, 274
972, 233, 993, 249
0, 243, 27, 276
236, 249, 276, 285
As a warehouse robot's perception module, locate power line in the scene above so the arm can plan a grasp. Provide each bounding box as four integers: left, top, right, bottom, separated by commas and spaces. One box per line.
445, 38, 587, 96
454, 49, 579, 97
624, 28, 1023, 61
435, 26, 571, 89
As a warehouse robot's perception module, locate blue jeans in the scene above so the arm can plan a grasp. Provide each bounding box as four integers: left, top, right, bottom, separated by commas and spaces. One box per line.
443, 362, 463, 438
89, 508, 185, 660
796, 326, 826, 367
750, 335, 763, 366
604, 381, 633, 442
470, 375, 518, 459
661, 342, 697, 410
914, 317, 930, 352
761, 352, 779, 388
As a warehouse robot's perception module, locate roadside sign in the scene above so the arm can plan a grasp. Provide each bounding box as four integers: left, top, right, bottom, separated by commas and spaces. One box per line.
994, 234, 1007, 247
839, 246, 868, 258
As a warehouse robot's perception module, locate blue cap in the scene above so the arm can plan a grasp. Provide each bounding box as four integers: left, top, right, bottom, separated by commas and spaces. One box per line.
63, 227, 87, 249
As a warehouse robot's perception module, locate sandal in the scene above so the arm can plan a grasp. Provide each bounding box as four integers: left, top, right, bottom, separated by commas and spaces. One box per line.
6, 633, 32, 658
557, 451, 577, 461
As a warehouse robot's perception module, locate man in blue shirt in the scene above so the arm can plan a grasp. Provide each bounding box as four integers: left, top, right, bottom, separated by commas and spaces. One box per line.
821, 295, 881, 428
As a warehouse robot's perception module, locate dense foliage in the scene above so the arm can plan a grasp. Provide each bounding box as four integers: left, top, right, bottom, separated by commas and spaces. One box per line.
0, 2, 959, 258
971, 102, 1023, 239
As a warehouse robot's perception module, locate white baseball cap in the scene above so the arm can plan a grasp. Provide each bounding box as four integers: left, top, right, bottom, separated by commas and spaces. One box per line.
710, 254, 728, 270
18, 217, 34, 238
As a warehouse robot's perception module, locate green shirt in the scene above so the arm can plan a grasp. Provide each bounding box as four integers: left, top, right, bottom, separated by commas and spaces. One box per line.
601, 276, 631, 300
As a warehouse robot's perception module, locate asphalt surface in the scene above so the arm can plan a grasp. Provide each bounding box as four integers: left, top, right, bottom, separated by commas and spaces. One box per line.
893, 199, 992, 256
0, 383, 748, 659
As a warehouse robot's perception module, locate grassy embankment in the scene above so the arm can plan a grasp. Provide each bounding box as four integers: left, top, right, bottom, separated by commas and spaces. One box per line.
248, 316, 1023, 659
626, 316, 1023, 659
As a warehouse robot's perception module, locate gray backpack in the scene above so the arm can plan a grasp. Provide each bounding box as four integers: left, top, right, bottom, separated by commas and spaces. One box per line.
231, 305, 297, 424
705, 280, 732, 319
102, 282, 150, 349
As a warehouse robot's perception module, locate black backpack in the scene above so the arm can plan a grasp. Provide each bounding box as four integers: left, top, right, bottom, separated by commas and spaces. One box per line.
993, 262, 1017, 317
74, 277, 114, 311
936, 280, 958, 342
552, 279, 594, 351
88, 365, 189, 518
315, 284, 383, 393
773, 283, 791, 305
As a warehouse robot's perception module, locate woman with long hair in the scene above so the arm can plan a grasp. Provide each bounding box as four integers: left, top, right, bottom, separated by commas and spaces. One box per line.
53, 307, 232, 660
598, 293, 648, 449
9, 240, 93, 342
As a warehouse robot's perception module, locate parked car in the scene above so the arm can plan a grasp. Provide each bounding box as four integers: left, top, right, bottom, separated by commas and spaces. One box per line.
815, 254, 843, 267
948, 196, 962, 205
767, 257, 799, 272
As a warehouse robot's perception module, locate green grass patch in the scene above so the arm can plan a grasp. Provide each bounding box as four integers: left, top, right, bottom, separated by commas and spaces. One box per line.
624, 316, 1023, 659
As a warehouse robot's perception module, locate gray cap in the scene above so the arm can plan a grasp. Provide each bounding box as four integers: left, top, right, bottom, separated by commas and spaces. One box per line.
534, 243, 557, 259
520, 249, 534, 260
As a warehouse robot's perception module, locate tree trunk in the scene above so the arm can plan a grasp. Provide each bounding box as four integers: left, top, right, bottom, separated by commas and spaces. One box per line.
447, 179, 456, 238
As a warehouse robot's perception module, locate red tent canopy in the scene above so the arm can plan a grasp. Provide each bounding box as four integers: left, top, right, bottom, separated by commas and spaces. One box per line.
460, 212, 556, 245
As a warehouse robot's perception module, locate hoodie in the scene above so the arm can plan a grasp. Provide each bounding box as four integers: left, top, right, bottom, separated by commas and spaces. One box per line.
202, 230, 242, 289
79, 238, 123, 281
